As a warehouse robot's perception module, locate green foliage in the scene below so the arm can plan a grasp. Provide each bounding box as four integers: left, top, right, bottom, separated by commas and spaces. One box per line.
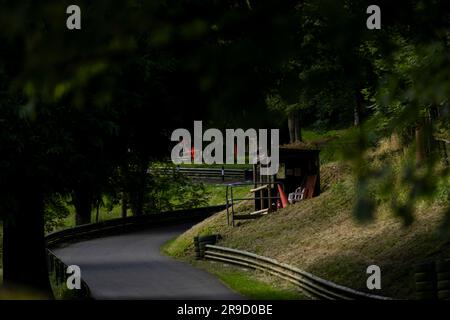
0, 0, 450, 293
1, 0, 444, 227
325, 1, 450, 226
145, 163, 209, 213
102, 163, 211, 216
44, 195, 71, 233
350, 136, 450, 225
301, 129, 350, 164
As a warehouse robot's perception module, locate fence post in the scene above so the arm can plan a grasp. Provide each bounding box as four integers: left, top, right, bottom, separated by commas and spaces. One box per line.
437, 259, 450, 300
414, 262, 437, 300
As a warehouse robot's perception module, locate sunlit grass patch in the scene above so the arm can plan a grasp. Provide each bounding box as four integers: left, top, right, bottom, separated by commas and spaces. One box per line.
195, 261, 305, 300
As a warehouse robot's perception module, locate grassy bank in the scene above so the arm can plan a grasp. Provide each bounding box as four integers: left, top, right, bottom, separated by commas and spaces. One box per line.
165, 149, 450, 299
193, 261, 305, 299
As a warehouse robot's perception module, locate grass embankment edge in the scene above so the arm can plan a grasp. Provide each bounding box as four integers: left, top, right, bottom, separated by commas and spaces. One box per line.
161, 238, 305, 300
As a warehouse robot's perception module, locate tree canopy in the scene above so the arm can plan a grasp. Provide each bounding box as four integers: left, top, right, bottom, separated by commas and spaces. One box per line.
0, 0, 449, 295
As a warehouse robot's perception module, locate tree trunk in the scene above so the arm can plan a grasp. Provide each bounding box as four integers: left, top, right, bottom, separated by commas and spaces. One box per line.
133, 190, 144, 216
95, 200, 100, 223
73, 187, 92, 225
2, 185, 53, 298
353, 104, 360, 126
354, 89, 363, 126
121, 193, 127, 218
288, 114, 295, 143
130, 161, 148, 216
131, 175, 145, 217
288, 110, 302, 143
294, 110, 302, 142
415, 120, 427, 166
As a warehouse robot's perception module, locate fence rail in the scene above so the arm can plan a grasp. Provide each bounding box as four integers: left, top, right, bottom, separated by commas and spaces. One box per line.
204, 244, 391, 300
46, 248, 91, 299
46, 205, 226, 247
226, 182, 284, 226
149, 167, 253, 182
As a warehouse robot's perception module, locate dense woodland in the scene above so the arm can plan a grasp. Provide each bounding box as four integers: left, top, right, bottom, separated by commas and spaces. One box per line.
0, 1, 449, 296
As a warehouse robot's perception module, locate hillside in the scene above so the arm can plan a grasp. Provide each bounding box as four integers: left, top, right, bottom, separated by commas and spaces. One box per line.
165, 150, 450, 299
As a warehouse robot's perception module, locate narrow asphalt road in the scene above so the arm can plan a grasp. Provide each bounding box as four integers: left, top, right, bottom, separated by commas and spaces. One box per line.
53, 223, 241, 299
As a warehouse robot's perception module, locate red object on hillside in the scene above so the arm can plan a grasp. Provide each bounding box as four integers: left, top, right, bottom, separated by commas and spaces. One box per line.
277, 184, 288, 208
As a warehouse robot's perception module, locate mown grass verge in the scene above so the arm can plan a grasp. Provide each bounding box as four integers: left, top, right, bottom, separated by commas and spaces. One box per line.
161, 238, 305, 300
194, 261, 305, 300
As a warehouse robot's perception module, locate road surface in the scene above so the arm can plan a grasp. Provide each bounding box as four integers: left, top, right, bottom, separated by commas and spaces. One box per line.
53, 223, 241, 299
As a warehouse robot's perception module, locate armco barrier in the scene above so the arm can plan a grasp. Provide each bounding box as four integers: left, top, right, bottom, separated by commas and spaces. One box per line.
413, 259, 450, 300
149, 167, 253, 182
46, 205, 226, 247
204, 244, 391, 300
194, 234, 221, 260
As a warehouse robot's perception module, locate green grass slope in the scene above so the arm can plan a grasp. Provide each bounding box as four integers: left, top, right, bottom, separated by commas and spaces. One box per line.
165, 159, 450, 299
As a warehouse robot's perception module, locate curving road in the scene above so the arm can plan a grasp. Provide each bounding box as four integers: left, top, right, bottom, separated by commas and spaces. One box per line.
53, 223, 241, 299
